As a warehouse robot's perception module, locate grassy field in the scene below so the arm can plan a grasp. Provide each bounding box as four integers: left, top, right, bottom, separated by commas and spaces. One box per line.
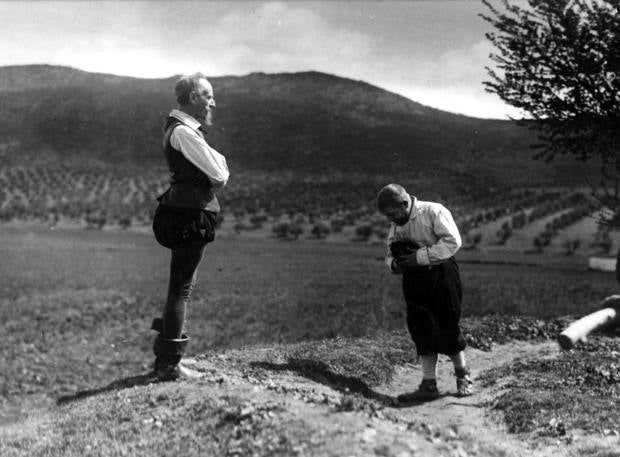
1, 226, 619, 455
1, 226, 617, 397
1, 225, 616, 337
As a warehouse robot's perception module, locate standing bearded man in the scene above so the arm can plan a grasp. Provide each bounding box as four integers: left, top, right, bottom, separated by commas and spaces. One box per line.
150, 72, 229, 380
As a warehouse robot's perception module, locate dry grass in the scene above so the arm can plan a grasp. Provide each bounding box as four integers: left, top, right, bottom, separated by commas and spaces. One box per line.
480, 336, 620, 437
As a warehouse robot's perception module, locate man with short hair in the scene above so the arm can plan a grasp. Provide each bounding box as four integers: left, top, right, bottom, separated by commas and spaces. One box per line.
150, 72, 229, 380
377, 183, 473, 399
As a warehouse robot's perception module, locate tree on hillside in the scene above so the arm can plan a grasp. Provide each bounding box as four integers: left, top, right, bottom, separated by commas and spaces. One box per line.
481, 0, 620, 222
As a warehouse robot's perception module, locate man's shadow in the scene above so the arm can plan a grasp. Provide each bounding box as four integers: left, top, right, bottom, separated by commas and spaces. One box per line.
56, 373, 160, 405
250, 359, 445, 408
56, 360, 452, 408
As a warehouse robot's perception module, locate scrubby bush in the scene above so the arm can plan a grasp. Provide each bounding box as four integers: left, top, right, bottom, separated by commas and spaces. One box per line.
310, 222, 330, 239
591, 226, 613, 254
511, 211, 527, 229
354, 224, 373, 241
289, 223, 304, 240
562, 238, 581, 256
330, 218, 345, 233
86, 214, 106, 230
118, 216, 131, 229
533, 233, 551, 253
496, 221, 513, 245
463, 232, 482, 250
249, 214, 268, 225
272, 221, 290, 239
373, 227, 388, 240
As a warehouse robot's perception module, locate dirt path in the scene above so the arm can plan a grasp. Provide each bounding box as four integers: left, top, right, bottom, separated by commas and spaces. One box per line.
182, 339, 618, 457
4, 340, 618, 456
375, 340, 562, 457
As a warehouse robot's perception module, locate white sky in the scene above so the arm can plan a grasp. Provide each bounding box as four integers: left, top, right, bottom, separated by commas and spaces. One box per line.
0, 0, 526, 119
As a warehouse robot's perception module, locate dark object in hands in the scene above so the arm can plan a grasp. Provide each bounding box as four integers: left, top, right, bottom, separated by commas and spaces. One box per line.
390, 239, 420, 258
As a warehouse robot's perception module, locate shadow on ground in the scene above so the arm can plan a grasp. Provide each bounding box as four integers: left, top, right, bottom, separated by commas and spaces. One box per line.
251, 359, 449, 408
56, 373, 160, 405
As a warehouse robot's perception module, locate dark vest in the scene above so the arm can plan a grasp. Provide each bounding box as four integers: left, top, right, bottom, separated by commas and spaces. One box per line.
158, 116, 214, 209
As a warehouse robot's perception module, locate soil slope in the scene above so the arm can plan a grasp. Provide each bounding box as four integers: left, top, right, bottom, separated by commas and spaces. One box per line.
2, 340, 618, 457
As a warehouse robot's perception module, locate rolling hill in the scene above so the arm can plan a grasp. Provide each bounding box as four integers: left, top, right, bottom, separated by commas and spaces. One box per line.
0, 64, 597, 190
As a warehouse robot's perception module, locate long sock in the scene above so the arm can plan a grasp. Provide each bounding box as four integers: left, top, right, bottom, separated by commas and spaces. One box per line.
450, 351, 468, 376
420, 353, 438, 380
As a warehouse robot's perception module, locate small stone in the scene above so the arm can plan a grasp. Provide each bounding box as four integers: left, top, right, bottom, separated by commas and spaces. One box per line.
361, 427, 377, 443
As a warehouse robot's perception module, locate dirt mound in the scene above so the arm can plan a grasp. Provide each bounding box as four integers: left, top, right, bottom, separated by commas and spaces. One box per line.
4, 339, 617, 457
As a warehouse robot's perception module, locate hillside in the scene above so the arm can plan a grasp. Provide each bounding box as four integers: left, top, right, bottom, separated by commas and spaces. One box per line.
0, 64, 597, 189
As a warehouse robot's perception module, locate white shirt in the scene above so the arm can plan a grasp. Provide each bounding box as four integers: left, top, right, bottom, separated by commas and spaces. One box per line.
168, 109, 229, 189
385, 197, 462, 273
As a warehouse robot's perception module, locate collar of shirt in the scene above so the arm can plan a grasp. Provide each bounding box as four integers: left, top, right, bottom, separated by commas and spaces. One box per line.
408, 196, 418, 221
169, 109, 201, 133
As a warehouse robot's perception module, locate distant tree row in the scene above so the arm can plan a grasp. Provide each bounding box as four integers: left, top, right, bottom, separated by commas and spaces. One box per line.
532, 203, 593, 252
0, 165, 600, 253
456, 189, 563, 235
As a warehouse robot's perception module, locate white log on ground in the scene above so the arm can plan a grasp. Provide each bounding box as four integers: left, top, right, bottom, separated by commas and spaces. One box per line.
587, 256, 616, 272
558, 304, 620, 350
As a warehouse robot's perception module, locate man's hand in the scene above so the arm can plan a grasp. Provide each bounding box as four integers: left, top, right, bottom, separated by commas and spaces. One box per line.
396, 251, 420, 270
391, 258, 403, 274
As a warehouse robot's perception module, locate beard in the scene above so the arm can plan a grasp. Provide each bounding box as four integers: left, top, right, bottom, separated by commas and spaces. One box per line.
203, 109, 213, 126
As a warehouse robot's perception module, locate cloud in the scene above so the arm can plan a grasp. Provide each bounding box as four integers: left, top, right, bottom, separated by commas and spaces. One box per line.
0, 1, 175, 77
391, 40, 495, 88
9, 1, 377, 79
359, 38, 514, 118
389, 84, 523, 119
435, 40, 495, 85
202, 1, 374, 76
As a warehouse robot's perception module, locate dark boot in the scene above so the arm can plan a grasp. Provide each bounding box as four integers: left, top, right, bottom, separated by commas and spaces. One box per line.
397, 378, 440, 403
151, 318, 201, 381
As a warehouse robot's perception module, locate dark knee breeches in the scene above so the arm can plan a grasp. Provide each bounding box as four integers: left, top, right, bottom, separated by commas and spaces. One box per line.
402, 257, 466, 356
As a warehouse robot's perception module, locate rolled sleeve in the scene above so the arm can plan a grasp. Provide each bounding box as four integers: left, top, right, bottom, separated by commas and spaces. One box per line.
171, 125, 230, 186
426, 208, 461, 264
416, 247, 431, 266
